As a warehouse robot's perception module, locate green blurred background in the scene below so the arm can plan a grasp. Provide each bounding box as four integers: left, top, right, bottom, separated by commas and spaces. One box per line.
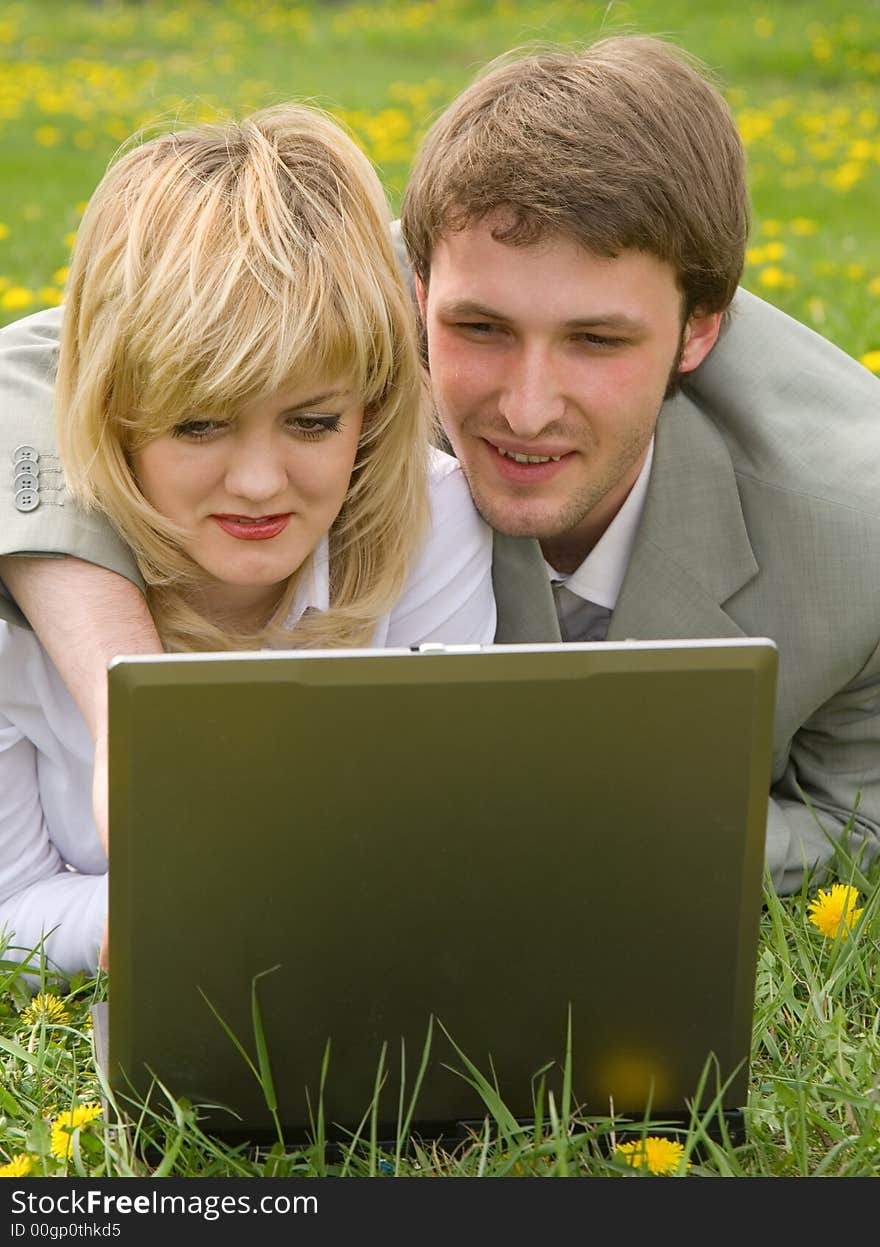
1, 0, 879, 367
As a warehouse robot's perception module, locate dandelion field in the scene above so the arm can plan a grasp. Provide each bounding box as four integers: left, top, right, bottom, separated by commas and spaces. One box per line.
1, 0, 880, 368
1, 0, 879, 1184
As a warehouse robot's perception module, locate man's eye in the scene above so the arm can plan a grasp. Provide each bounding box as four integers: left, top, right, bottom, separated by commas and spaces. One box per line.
457, 322, 500, 336
287, 414, 342, 439
574, 333, 623, 348
171, 419, 226, 440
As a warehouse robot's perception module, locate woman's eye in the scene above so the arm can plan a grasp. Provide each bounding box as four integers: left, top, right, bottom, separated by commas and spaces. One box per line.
287, 414, 342, 438
171, 419, 226, 440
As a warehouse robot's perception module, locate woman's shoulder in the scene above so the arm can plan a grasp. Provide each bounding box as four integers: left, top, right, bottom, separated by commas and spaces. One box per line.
424, 445, 490, 545
0, 615, 42, 663
0, 616, 84, 731
427, 444, 464, 484
379, 447, 496, 647
426, 446, 480, 517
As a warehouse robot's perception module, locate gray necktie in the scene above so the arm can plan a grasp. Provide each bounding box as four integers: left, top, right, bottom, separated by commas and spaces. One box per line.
551, 581, 613, 642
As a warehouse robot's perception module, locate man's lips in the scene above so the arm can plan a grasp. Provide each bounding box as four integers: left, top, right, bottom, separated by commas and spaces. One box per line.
211, 513, 292, 541
482, 439, 573, 483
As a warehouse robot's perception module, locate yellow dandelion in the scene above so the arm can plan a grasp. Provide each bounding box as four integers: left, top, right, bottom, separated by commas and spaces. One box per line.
63, 231, 78, 250
616, 1136, 690, 1175
860, 350, 880, 373
848, 139, 873, 161
21, 992, 70, 1026
791, 218, 818, 235
35, 125, 61, 147
37, 286, 63, 307
736, 109, 773, 146
807, 883, 864, 940
52, 266, 69, 285
0, 223, 8, 240
758, 266, 796, 289
49, 1103, 102, 1161
829, 162, 865, 192
0, 1153, 36, 1178
760, 219, 782, 236
0, 287, 34, 310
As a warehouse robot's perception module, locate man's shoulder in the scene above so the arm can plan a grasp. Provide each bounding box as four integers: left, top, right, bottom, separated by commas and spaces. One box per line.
0, 305, 63, 384
683, 287, 880, 517
0, 304, 63, 347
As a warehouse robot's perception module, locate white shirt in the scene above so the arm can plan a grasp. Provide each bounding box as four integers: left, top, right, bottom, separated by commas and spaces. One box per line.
0, 448, 495, 979
544, 439, 654, 635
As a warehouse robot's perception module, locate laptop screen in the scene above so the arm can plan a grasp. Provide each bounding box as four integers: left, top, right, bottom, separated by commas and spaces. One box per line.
104, 639, 777, 1141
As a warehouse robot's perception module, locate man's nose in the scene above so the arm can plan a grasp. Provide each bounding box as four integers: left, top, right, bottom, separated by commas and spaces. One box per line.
497, 346, 566, 438
224, 435, 288, 503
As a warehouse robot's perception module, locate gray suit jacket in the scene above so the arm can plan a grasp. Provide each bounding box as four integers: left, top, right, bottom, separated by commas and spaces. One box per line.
1, 290, 879, 894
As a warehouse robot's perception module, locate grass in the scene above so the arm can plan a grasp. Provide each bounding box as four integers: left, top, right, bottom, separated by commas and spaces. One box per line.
1, 0, 880, 365
2, 857, 878, 1178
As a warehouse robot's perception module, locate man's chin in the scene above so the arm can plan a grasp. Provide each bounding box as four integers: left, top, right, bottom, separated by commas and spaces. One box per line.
467, 491, 568, 540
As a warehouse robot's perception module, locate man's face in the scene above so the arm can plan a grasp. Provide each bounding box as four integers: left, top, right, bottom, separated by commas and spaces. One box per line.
419, 221, 720, 569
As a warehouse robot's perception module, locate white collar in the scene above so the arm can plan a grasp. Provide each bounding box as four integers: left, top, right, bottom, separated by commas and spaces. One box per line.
281, 535, 330, 631
543, 437, 654, 610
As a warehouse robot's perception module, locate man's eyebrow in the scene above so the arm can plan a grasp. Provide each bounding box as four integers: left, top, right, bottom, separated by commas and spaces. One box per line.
436, 300, 509, 320
562, 313, 649, 333
436, 300, 648, 332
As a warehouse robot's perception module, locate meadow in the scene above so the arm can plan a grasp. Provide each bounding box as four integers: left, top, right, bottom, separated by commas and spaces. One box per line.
0, 0, 879, 1181
1, 0, 880, 363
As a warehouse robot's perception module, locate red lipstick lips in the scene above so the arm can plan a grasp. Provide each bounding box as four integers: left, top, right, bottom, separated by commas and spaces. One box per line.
211, 514, 292, 541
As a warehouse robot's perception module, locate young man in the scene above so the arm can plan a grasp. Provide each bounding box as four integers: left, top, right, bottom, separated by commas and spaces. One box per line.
1, 36, 879, 894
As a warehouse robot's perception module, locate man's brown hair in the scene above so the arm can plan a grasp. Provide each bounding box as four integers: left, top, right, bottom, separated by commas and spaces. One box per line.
401, 35, 749, 317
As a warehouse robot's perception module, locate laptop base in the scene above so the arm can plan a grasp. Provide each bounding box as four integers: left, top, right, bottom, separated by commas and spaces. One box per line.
91, 1005, 745, 1158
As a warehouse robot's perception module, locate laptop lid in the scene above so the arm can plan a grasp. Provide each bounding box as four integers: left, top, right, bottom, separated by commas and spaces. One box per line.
104, 638, 777, 1143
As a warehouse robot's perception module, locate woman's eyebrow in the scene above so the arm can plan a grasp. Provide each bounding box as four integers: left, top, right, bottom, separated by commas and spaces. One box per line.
284, 390, 346, 410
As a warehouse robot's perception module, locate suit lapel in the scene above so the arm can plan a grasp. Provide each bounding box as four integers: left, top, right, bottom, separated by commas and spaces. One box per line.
608, 393, 759, 641
492, 531, 561, 642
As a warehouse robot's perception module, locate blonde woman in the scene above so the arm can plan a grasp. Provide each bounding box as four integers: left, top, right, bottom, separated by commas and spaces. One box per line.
0, 105, 495, 979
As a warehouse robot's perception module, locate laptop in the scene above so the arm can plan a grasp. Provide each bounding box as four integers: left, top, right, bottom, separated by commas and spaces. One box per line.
93, 638, 777, 1147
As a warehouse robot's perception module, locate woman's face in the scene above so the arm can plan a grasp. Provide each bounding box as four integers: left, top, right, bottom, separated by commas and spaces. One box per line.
131, 379, 364, 625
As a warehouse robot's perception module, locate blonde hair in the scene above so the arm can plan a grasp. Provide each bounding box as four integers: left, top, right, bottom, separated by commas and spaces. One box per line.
57, 104, 431, 651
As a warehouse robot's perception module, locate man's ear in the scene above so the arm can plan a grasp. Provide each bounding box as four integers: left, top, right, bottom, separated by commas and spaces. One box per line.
678, 309, 722, 374
415, 274, 427, 323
